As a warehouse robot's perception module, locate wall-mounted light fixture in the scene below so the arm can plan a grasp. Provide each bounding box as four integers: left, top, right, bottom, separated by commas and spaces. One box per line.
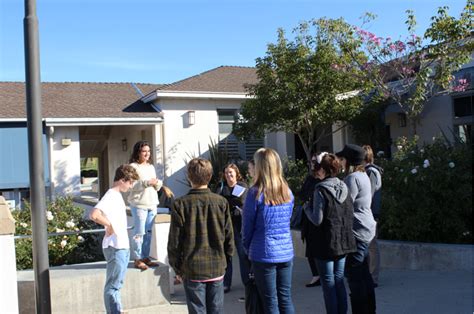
122, 138, 128, 151
61, 138, 72, 146
188, 110, 195, 125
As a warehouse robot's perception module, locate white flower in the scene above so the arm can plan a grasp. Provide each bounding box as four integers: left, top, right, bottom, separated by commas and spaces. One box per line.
400, 169, 404, 172
77, 236, 85, 243
420, 148, 425, 153
46, 211, 54, 221
20, 222, 28, 228
423, 159, 430, 168
411, 168, 417, 174
404, 177, 408, 184
60, 240, 67, 249
397, 145, 403, 150
65, 221, 75, 228
448, 162, 455, 168
377, 151, 384, 157
56, 228, 64, 233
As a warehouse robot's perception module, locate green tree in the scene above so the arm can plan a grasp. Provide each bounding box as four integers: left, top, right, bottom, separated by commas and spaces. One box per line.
326, 1, 473, 134
234, 19, 369, 167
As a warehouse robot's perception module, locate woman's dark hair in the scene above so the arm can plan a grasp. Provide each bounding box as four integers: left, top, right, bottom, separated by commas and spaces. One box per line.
221, 163, 243, 182
129, 140, 152, 163
319, 153, 340, 177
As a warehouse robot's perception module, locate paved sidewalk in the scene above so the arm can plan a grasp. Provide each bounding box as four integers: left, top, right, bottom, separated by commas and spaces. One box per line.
135, 256, 473, 313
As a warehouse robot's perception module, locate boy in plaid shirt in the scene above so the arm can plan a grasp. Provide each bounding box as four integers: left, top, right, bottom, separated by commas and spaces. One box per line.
168, 158, 234, 313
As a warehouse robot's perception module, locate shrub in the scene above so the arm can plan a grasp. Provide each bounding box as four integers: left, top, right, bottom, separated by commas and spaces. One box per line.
284, 158, 309, 205
13, 196, 103, 270
378, 136, 472, 244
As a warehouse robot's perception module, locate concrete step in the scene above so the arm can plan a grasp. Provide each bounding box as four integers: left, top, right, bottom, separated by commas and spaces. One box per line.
17, 261, 170, 313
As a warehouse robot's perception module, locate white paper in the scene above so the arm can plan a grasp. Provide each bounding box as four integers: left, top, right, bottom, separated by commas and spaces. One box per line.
232, 184, 246, 197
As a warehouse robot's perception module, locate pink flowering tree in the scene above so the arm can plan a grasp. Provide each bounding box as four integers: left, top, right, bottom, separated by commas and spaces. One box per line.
325, 2, 473, 134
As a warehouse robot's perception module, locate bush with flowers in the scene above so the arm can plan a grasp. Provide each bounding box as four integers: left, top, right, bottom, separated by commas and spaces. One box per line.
378, 135, 472, 244
13, 196, 103, 270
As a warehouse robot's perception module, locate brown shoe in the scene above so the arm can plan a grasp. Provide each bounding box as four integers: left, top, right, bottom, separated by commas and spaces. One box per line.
134, 259, 148, 270
142, 257, 159, 267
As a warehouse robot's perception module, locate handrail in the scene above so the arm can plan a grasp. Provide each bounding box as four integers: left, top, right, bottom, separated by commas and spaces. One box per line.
14, 226, 134, 240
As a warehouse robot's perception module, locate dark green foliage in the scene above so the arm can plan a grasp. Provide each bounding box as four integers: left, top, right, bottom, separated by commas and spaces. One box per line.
13, 196, 103, 270
379, 136, 472, 244
284, 159, 309, 206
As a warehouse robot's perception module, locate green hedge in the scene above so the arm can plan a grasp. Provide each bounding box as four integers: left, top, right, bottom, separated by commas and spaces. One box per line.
378, 136, 472, 244
13, 197, 103, 270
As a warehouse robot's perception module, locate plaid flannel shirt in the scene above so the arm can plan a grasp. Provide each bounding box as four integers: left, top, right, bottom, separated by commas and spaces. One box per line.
167, 188, 234, 280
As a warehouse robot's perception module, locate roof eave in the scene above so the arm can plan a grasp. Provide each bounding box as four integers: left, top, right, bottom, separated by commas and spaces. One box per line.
141, 90, 253, 102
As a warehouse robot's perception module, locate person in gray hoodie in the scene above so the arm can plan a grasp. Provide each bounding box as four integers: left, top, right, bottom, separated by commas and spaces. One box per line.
304, 152, 356, 314
336, 144, 376, 314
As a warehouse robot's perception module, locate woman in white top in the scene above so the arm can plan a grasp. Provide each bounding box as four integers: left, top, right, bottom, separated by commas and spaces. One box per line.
128, 141, 162, 270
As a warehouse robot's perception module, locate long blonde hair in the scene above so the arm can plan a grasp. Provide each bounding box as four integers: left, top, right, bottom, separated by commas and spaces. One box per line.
253, 148, 291, 205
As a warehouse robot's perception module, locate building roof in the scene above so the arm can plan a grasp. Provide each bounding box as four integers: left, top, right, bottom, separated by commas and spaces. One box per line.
0, 82, 163, 120
158, 66, 258, 93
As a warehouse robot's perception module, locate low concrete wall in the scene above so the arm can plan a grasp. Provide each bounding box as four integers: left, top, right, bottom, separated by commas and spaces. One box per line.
292, 230, 473, 271
17, 261, 170, 314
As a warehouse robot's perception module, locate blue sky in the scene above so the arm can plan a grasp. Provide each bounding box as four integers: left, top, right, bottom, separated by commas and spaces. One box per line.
0, 0, 466, 84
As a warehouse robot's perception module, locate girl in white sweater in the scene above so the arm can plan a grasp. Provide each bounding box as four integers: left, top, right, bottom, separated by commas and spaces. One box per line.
128, 141, 162, 270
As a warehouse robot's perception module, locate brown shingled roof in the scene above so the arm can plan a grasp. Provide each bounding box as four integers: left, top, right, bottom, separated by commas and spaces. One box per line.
0, 82, 163, 119
158, 66, 258, 93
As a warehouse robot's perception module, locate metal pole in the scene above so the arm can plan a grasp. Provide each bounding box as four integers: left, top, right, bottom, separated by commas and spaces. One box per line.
23, 0, 52, 312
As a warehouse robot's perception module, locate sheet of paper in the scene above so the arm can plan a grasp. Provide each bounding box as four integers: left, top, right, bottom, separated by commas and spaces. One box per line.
232, 184, 246, 197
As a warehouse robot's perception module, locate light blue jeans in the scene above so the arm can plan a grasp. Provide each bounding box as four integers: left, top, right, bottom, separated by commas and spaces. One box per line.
131, 207, 156, 260
315, 256, 348, 314
103, 247, 130, 314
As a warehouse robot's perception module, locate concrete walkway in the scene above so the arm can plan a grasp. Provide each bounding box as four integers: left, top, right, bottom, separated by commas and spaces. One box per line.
132, 256, 473, 313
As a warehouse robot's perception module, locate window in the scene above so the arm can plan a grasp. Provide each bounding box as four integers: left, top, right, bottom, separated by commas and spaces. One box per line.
217, 110, 264, 160
398, 113, 407, 127
453, 95, 473, 118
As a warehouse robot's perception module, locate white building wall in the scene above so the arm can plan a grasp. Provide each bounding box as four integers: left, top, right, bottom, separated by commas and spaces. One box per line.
50, 126, 81, 197
158, 98, 243, 197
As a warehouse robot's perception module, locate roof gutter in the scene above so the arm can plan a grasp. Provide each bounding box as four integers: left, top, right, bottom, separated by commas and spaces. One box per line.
44, 117, 163, 126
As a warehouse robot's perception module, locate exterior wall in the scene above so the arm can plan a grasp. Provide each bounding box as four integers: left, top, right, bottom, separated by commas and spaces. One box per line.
264, 131, 290, 161
50, 126, 81, 197
158, 98, 248, 197
386, 94, 455, 152
107, 125, 159, 190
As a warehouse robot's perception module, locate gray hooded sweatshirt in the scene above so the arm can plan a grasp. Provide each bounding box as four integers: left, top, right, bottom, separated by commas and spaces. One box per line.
304, 177, 348, 227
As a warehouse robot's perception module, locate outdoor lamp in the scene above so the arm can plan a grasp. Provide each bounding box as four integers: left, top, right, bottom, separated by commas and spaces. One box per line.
188, 110, 196, 125
122, 138, 128, 151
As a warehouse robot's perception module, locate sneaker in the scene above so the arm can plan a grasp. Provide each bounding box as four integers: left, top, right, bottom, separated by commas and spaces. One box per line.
134, 259, 148, 271
238, 297, 245, 303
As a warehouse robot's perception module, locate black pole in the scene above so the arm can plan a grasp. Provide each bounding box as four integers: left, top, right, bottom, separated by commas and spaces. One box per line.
23, 0, 52, 313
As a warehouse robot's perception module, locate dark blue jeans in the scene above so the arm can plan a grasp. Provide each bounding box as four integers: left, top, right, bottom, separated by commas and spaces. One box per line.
315, 256, 348, 314
224, 227, 251, 288
183, 279, 224, 314
253, 260, 295, 314
345, 240, 376, 313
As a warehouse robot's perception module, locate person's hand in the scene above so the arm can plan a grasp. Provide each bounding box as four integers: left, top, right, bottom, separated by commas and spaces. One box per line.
175, 275, 183, 284
105, 224, 115, 237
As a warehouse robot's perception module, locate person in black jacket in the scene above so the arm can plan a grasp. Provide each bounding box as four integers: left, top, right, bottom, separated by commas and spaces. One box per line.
216, 163, 250, 294
304, 153, 357, 314
300, 154, 322, 287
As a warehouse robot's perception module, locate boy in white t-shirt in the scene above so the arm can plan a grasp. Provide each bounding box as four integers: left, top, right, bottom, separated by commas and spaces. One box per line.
90, 164, 139, 314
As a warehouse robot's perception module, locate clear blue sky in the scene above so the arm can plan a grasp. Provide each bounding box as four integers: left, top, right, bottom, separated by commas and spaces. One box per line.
0, 0, 466, 84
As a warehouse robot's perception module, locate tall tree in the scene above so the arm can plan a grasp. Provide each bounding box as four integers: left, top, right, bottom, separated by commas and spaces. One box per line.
234, 19, 369, 166
325, 1, 473, 134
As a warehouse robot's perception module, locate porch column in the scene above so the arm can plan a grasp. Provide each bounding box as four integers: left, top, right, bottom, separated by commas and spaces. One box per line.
0, 196, 19, 313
